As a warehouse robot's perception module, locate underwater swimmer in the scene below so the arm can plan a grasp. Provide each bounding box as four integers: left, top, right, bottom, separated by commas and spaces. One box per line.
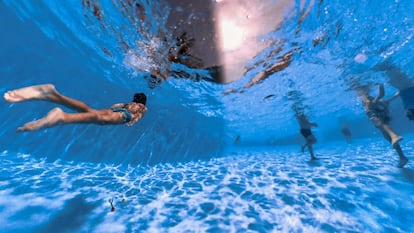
358, 84, 408, 168
3, 84, 147, 132
296, 113, 318, 161
109, 198, 116, 212
355, 53, 414, 121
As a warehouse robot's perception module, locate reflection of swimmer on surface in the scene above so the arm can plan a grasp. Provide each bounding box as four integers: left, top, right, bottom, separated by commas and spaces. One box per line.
82, 0, 102, 21
296, 113, 318, 160
223, 47, 299, 95
81, 1, 209, 88
143, 31, 212, 88
169, 32, 204, 69
3, 84, 147, 132
243, 50, 296, 90
358, 84, 409, 168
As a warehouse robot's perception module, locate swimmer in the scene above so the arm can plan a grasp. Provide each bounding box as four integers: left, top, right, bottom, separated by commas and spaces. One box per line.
3, 84, 147, 132
358, 84, 408, 168
341, 125, 352, 143
234, 135, 241, 145
109, 198, 116, 212
373, 60, 414, 121
355, 54, 414, 121
296, 113, 318, 160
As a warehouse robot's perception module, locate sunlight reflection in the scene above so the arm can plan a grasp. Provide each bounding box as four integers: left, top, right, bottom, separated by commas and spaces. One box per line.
214, 0, 294, 82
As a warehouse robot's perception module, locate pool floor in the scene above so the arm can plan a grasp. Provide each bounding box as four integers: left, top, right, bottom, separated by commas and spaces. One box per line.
1, 136, 414, 233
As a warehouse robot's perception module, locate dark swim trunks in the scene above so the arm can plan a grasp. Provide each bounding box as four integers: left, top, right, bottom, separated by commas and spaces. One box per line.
300, 128, 312, 138
367, 110, 390, 124
111, 108, 132, 123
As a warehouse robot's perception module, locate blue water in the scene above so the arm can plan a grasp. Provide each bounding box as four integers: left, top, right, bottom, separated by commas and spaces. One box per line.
1, 0, 414, 232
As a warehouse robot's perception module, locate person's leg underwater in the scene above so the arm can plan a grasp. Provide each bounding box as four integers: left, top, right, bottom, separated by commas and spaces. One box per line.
380, 129, 408, 168
17, 107, 104, 132
4, 84, 98, 131
4, 84, 55, 102
4, 84, 93, 112
307, 135, 317, 160
381, 124, 403, 146
18, 107, 64, 132
394, 143, 409, 168
308, 144, 316, 160
301, 143, 307, 152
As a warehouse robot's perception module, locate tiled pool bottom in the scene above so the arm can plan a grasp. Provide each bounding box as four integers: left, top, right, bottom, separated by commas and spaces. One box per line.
1, 137, 413, 233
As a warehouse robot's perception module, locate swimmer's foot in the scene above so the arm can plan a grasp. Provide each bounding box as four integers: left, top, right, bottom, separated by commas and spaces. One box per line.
397, 157, 409, 168
4, 84, 57, 103
391, 136, 403, 146
18, 108, 63, 132
310, 156, 318, 161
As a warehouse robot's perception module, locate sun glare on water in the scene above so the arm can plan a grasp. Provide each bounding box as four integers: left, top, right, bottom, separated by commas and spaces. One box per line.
220, 19, 246, 51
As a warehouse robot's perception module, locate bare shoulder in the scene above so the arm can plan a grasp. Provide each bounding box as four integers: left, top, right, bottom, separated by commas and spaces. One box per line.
128, 103, 147, 114
139, 103, 147, 114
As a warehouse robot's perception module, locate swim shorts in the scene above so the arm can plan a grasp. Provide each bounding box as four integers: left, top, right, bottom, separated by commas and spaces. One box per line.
300, 128, 312, 138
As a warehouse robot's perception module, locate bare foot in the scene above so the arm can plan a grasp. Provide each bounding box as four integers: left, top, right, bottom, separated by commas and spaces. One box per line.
391, 136, 403, 146
397, 157, 409, 168
4, 84, 56, 103
18, 108, 63, 132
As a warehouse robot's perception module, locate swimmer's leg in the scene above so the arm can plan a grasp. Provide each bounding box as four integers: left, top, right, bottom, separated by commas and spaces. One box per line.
308, 144, 317, 160
4, 84, 93, 112
4, 84, 56, 102
394, 143, 409, 168
18, 107, 64, 132
18, 108, 105, 132
301, 144, 306, 153
381, 125, 403, 146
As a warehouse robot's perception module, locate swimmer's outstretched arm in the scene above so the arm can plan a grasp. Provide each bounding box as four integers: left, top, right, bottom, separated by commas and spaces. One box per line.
374, 84, 385, 102
126, 117, 139, 126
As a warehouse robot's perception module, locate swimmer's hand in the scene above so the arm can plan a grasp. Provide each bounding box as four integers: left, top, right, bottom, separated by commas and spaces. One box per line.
126, 117, 139, 126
